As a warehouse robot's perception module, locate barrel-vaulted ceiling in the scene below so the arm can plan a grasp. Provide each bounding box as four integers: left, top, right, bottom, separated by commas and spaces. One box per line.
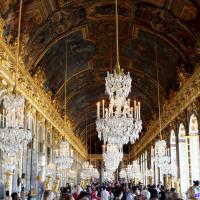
1, 0, 199, 153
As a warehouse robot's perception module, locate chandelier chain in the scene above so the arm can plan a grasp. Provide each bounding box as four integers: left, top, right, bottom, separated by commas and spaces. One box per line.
15, 0, 23, 94
64, 40, 68, 118
115, 0, 120, 73
155, 40, 162, 140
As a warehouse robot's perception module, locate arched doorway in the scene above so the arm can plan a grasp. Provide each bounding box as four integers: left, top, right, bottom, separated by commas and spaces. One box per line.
178, 123, 189, 194
188, 114, 200, 183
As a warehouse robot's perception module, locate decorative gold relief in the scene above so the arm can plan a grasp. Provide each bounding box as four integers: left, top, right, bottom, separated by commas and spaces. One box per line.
131, 65, 200, 159
32, 66, 47, 89
177, 64, 190, 88
0, 17, 17, 46
5, 172, 12, 191
165, 175, 171, 189
0, 38, 87, 159
179, 5, 197, 21
174, 177, 181, 196
44, 176, 52, 190
52, 176, 60, 193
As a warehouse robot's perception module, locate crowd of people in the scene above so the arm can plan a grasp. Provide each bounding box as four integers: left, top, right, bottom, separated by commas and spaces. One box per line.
1, 180, 199, 200
42, 180, 200, 200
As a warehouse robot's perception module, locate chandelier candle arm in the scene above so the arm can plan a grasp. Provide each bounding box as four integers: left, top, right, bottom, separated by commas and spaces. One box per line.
138, 102, 140, 119
115, 0, 120, 73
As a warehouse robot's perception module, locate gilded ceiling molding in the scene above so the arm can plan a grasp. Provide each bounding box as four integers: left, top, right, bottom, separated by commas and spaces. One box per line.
0, 39, 87, 159
130, 65, 200, 159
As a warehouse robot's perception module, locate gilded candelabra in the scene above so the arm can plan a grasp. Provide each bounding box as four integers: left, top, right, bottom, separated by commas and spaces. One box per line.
5, 172, 12, 191
52, 176, 60, 193
44, 176, 52, 190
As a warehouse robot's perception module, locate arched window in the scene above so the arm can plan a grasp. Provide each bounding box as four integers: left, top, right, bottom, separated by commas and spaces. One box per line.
189, 114, 200, 182
178, 123, 189, 195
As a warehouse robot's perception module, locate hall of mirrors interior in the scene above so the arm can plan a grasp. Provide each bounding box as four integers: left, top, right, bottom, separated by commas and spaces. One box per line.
0, 0, 200, 200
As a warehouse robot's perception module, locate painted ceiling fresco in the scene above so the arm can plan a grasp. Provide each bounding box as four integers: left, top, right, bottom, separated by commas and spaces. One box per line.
38, 30, 95, 93
1, 0, 200, 153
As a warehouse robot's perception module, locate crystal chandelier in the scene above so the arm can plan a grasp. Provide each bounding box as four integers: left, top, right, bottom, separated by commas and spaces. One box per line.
96, 98, 142, 145
119, 168, 126, 179
128, 160, 141, 180
96, 0, 142, 147
152, 42, 171, 174
104, 170, 114, 180
0, 0, 32, 154
0, 94, 32, 153
2, 153, 16, 172
80, 161, 99, 180
47, 162, 56, 176
154, 140, 170, 171
145, 169, 153, 177
93, 167, 100, 179
54, 141, 73, 170
80, 161, 90, 180
126, 163, 134, 179
160, 161, 176, 176
69, 169, 76, 179
103, 144, 123, 172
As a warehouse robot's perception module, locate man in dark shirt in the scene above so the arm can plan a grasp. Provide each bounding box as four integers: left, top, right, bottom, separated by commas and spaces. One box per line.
149, 185, 159, 199
159, 186, 166, 200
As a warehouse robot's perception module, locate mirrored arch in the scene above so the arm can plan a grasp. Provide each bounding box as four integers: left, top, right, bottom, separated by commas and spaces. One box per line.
178, 123, 189, 195
170, 130, 177, 176
188, 114, 200, 183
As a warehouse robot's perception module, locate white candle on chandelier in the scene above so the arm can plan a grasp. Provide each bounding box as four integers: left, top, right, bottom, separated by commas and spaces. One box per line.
21, 109, 24, 128
136, 105, 139, 119
138, 102, 140, 119
128, 99, 130, 108
97, 102, 100, 119
102, 100, 105, 118
134, 100, 136, 118
3, 109, 5, 126
28, 114, 31, 130
131, 107, 133, 116
0, 114, 2, 128
71, 149, 73, 157
11, 109, 13, 127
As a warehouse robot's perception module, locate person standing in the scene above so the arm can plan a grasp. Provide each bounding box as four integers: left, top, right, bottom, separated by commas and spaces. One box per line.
0, 180, 4, 200
42, 190, 54, 200
91, 187, 98, 200
159, 186, 166, 200
101, 186, 110, 200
